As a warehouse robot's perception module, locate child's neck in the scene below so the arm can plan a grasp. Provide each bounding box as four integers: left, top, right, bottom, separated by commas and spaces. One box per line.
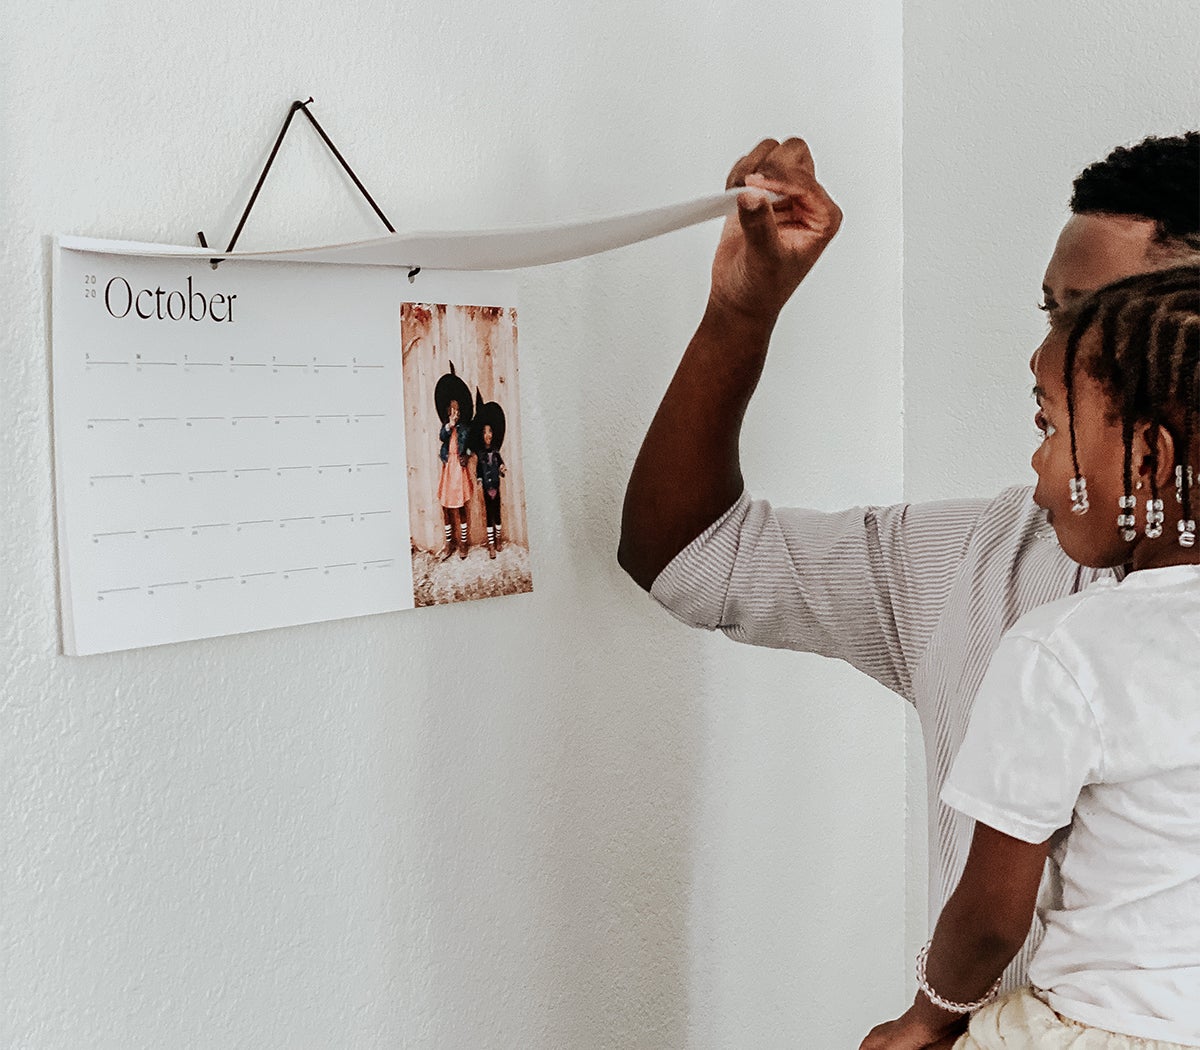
1127, 544, 1200, 574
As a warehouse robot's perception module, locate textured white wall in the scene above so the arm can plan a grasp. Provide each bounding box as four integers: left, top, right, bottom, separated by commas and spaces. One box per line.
2, 2, 905, 1048
902, 0, 1200, 970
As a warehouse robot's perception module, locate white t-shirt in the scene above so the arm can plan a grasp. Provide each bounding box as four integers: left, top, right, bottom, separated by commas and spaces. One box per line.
941, 564, 1200, 1046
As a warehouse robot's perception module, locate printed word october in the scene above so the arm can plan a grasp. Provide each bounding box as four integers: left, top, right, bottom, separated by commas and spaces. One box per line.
104, 276, 237, 322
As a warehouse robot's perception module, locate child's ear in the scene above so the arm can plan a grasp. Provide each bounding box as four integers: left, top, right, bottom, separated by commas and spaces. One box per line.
1133, 421, 1178, 494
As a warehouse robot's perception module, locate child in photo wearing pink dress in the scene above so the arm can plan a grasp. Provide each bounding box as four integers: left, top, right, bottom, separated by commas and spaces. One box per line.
436, 393, 474, 560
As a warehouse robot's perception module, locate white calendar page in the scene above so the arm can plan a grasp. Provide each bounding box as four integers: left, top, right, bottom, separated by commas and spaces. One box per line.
52, 239, 516, 654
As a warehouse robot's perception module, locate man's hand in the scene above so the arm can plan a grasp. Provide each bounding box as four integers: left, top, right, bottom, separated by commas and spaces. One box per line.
709, 137, 842, 325
618, 135, 843, 589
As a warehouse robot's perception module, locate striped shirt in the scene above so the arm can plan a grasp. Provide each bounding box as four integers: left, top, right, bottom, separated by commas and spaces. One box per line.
650, 484, 1115, 991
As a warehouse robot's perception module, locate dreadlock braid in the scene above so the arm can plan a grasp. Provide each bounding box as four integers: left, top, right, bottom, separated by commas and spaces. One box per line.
1143, 302, 1174, 533
1178, 322, 1200, 530
1062, 298, 1104, 495
1118, 301, 1156, 526
1060, 265, 1200, 545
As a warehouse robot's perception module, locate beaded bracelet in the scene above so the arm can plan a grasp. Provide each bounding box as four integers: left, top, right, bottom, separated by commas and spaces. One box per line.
915, 941, 1003, 1015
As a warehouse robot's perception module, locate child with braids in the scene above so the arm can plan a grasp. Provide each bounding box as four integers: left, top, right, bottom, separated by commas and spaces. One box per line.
863, 265, 1200, 1050
437, 398, 473, 560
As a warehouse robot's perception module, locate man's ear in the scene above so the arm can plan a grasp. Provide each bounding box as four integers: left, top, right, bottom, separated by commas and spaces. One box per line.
1133, 420, 1178, 494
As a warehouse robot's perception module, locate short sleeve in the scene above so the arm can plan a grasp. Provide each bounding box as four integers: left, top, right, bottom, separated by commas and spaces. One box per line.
941, 633, 1104, 843
650, 489, 993, 702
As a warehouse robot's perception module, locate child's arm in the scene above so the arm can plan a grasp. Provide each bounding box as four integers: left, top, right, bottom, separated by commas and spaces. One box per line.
859, 823, 1048, 1050
862, 629, 1098, 1050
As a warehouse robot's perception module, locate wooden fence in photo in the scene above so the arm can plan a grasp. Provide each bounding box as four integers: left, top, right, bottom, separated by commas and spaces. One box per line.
401, 303, 529, 552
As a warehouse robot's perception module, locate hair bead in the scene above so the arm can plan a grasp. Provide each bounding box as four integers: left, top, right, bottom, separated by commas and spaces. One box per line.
1069, 475, 1090, 514
1117, 494, 1138, 541
1145, 497, 1165, 539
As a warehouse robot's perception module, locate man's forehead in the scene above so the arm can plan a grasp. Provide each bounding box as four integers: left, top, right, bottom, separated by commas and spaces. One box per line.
1044, 213, 1158, 294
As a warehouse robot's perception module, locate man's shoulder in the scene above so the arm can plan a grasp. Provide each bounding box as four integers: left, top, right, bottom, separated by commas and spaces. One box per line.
971, 484, 1041, 528
1003, 568, 1131, 660
954, 484, 1057, 563
1004, 588, 1094, 646
890, 483, 1038, 536
895, 483, 1045, 570
985, 483, 1096, 580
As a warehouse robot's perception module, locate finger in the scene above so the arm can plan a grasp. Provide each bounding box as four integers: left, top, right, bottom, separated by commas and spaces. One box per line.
757, 136, 816, 182
736, 188, 782, 259
745, 170, 843, 237
726, 138, 780, 189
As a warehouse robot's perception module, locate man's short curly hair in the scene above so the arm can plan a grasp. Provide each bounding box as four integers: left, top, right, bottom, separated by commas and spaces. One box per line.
1070, 131, 1200, 254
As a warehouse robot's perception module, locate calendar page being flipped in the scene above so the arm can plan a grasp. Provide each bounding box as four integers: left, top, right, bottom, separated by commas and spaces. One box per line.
53, 240, 527, 655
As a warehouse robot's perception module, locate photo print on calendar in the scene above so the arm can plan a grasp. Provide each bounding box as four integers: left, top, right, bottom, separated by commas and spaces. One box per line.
401, 301, 532, 607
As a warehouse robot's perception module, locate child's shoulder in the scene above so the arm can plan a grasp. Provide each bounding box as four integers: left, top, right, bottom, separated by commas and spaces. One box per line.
1004, 575, 1123, 652
1007, 564, 1200, 656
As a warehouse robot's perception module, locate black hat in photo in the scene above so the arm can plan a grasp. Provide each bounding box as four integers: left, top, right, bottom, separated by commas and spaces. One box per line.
434, 361, 473, 426
471, 387, 506, 453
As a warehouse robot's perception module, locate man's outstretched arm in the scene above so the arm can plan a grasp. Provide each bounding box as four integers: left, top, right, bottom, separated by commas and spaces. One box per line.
617, 137, 843, 591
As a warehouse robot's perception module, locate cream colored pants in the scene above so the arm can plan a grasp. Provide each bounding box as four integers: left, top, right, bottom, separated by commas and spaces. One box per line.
952, 988, 1197, 1049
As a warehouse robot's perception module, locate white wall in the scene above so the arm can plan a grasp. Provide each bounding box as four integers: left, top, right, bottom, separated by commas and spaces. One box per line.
2, 2, 905, 1048
902, 0, 1200, 967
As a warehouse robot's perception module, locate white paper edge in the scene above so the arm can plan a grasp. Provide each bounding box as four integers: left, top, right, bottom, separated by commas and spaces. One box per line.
56, 187, 778, 270
50, 240, 78, 654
